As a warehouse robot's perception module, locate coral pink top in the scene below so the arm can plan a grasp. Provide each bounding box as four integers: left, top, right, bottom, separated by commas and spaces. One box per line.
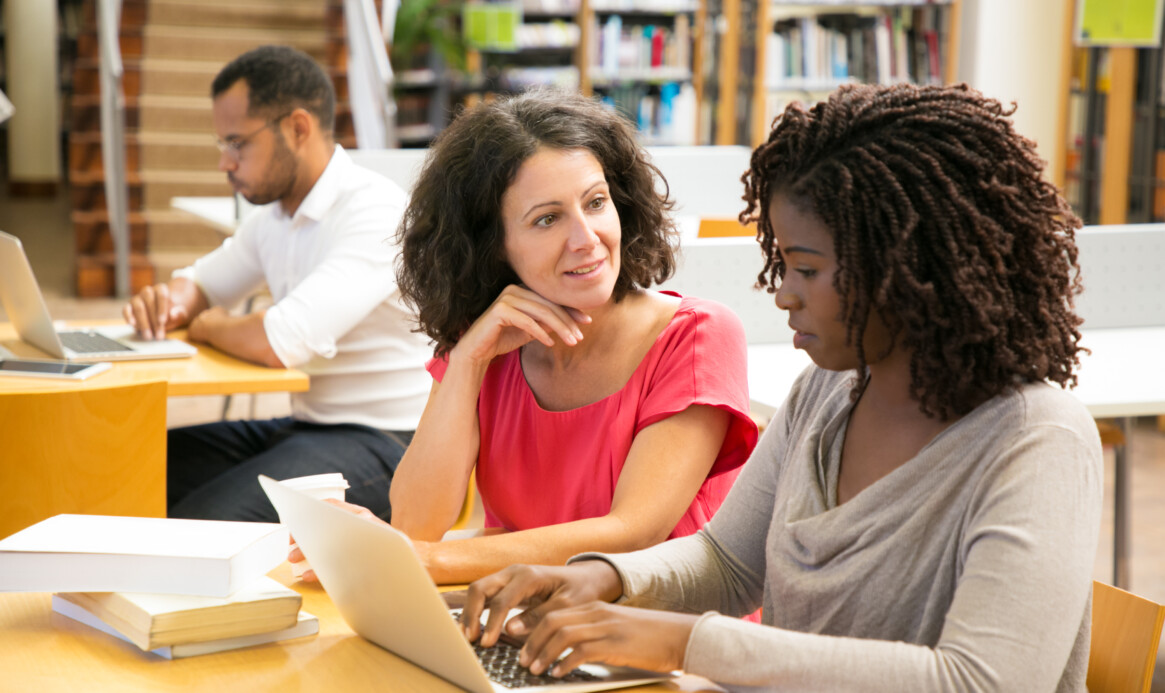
427, 294, 758, 539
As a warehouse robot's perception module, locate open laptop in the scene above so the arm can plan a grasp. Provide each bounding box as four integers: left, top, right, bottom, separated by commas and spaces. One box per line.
0, 231, 196, 361
258, 475, 671, 693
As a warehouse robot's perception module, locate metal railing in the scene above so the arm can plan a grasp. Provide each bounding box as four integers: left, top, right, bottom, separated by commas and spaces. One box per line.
97, 0, 131, 298
343, 0, 399, 149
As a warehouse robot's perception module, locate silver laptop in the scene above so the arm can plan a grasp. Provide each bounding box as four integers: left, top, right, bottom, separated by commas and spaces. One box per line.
258, 476, 671, 693
0, 231, 196, 361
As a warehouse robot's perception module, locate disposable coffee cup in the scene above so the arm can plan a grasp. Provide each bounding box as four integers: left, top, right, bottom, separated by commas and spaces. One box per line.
279, 474, 349, 577
279, 472, 349, 501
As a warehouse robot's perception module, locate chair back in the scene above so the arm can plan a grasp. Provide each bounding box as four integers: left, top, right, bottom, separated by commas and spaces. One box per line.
1088, 580, 1165, 693
0, 380, 167, 539
450, 475, 478, 531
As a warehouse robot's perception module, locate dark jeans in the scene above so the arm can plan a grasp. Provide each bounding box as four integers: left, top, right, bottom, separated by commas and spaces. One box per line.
167, 417, 413, 523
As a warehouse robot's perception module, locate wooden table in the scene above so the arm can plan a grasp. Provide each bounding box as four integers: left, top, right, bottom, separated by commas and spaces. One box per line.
0, 321, 310, 536
0, 564, 722, 693
0, 321, 309, 397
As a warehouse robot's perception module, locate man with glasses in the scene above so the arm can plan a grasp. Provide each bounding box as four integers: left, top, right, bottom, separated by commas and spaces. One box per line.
122, 45, 431, 523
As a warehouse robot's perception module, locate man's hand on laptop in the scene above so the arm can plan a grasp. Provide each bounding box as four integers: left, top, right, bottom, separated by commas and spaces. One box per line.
124, 279, 202, 340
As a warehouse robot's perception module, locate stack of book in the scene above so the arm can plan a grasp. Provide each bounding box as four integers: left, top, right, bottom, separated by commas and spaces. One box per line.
0, 513, 318, 659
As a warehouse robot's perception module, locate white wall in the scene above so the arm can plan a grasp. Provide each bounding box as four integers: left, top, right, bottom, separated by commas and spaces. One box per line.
957, 0, 1070, 180
3, 0, 61, 183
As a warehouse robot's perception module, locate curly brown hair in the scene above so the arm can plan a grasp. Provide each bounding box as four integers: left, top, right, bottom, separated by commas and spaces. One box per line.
741, 83, 1085, 419
396, 89, 677, 356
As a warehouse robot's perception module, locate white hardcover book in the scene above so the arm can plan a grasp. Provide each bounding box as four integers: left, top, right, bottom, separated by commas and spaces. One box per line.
0, 514, 288, 597
53, 595, 318, 659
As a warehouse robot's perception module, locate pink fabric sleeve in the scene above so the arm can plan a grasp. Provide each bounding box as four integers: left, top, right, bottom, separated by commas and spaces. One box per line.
636, 299, 757, 479
426, 354, 448, 382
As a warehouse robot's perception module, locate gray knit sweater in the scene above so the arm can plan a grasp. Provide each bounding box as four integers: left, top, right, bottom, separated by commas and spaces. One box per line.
588, 367, 1103, 691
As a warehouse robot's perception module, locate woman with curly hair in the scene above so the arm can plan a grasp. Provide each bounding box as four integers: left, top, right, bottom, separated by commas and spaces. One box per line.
459, 83, 1103, 691
294, 89, 758, 586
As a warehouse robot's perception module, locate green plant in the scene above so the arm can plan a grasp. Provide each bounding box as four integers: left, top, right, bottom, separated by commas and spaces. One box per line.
391, 0, 468, 72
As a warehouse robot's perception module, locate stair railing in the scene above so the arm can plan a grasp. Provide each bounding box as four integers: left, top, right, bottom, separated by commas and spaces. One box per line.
343, 0, 398, 149
97, 0, 131, 298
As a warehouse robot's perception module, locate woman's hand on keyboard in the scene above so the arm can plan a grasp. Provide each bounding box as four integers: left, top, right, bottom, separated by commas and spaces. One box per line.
520, 601, 697, 677
461, 561, 622, 648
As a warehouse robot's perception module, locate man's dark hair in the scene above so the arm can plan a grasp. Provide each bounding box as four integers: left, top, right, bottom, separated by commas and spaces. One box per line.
742, 83, 1086, 419
212, 45, 335, 134
396, 88, 678, 356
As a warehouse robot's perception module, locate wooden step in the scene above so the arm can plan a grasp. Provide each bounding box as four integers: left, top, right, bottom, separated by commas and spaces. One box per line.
146, 209, 231, 253
147, 0, 327, 31
70, 131, 223, 174
76, 29, 144, 62
69, 132, 141, 175
139, 58, 221, 98
140, 169, 233, 211
149, 0, 325, 6
72, 209, 150, 255
73, 59, 142, 99
136, 95, 354, 135
71, 94, 142, 132
148, 249, 212, 286
69, 175, 145, 212
142, 25, 328, 63
76, 252, 156, 298
139, 94, 214, 133
137, 131, 220, 170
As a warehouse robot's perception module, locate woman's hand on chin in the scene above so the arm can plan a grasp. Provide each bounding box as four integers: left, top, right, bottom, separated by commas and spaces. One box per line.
451, 285, 590, 366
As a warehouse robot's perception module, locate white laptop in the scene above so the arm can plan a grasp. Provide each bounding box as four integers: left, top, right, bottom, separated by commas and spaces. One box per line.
258, 476, 671, 693
0, 231, 196, 361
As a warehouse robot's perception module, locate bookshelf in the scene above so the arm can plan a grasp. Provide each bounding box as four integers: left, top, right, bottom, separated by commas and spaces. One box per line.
748, 0, 962, 145
1056, 3, 1150, 226
463, 0, 705, 145
469, 1, 581, 93
393, 44, 453, 147
581, 0, 704, 144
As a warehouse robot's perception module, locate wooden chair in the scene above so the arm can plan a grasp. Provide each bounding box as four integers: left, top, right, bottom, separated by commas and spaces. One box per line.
1088, 580, 1165, 693
0, 380, 167, 539
697, 218, 756, 238
450, 475, 478, 531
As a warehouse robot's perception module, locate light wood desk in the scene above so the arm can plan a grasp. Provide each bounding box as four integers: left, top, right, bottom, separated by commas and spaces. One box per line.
0, 321, 309, 397
0, 564, 721, 693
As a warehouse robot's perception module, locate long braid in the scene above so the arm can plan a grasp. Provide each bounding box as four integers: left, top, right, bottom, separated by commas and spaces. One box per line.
741, 83, 1085, 419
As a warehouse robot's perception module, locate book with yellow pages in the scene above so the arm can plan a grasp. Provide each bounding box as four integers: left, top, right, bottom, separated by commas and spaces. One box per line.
54, 576, 302, 650
52, 595, 318, 659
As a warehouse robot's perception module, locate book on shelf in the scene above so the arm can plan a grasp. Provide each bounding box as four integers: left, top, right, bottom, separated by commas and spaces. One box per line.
0, 514, 288, 597
600, 81, 696, 145
765, 7, 948, 91
53, 576, 302, 650
53, 595, 318, 659
597, 14, 692, 76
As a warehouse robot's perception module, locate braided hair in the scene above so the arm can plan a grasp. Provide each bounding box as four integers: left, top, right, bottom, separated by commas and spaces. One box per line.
741, 83, 1085, 419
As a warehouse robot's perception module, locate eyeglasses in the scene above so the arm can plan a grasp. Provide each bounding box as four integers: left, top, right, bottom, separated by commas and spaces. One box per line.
214, 112, 290, 161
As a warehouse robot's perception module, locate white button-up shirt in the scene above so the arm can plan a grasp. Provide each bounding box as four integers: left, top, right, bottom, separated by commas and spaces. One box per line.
176, 146, 431, 431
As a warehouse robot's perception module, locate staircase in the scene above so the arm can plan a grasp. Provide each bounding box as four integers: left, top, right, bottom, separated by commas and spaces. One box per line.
70, 0, 355, 297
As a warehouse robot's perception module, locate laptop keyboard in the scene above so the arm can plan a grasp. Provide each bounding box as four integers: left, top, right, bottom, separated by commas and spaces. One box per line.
452, 611, 601, 688
58, 331, 133, 354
